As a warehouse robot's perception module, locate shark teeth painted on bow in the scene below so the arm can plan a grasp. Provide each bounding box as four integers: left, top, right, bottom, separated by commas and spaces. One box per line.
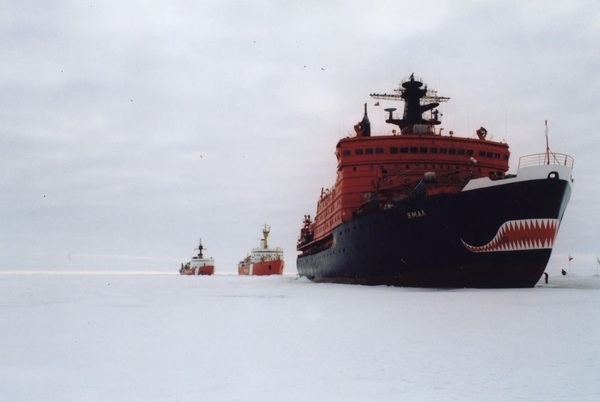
461, 218, 560, 253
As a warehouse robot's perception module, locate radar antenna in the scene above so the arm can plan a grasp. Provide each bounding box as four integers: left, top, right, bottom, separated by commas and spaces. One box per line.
369, 74, 449, 131
370, 75, 450, 104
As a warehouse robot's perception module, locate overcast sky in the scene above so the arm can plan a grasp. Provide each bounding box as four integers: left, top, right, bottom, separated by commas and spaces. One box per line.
1, 1, 598, 273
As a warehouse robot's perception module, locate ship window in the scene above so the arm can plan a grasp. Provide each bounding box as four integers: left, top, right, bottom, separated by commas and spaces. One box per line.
410, 147, 418, 153
503, 155, 509, 160
466, 150, 474, 156
390, 147, 399, 153
494, 153, 500, 159
366, 148, 374, 154
420, 147, 428, 153
449, 148, 456, 155
400, 147, 408, 153
479, 151, 486, 157
429, 147, 438, 153
440, 148, 447, 154
406, 164, 410, 169
355, 149, 364, 155
375, 147, 384, 154
458, 149, 465, 155
343, 150, 351, 156
486, 152, 493, 158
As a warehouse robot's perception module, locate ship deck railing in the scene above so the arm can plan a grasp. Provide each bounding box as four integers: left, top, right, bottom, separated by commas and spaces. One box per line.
518, 152, 574, 169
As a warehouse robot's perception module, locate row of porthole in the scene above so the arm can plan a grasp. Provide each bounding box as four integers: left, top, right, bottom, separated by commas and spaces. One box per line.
343, 147, 508, 160
353, 164, 479, 172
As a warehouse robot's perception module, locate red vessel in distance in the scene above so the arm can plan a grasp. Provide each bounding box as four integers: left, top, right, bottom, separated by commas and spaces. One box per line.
238, 224, 285, 276
180, 239, 215, 275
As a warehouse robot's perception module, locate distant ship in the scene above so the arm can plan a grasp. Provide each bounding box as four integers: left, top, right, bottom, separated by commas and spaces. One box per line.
296, 74, 574, 288
180, 239, 215, 275
238, 225, 285, 275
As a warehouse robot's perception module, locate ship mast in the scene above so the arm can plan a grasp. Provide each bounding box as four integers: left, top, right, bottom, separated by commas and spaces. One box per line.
197, 239, 204, 258
370, 74, 449, 133
545, 119, 550, 165
353, 103, 371, 137
262, 224, 270, 249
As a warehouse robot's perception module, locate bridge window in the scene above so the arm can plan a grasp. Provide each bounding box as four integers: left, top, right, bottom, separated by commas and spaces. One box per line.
458, 149, 465, 155
440, 148, 448, 154
486, 152, 493, 158
366, 148, 374, 154
479, 151, 486, 157
355, 149, 364, 155
466, 150, 474, 156
343, 150, 351, 156
400, 147, 409, 153
390, 147, 399, 153
376, 147, 384, 154
429, 147, 438, 153
420, 147, 428, 153
410, 147, 418, 153
449, 148, 456, 155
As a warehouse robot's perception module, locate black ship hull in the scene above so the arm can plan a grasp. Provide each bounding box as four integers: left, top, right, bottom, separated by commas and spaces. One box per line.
297, 171, 572, 288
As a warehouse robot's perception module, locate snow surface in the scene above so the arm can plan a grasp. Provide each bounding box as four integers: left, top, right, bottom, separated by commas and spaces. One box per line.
1, 272, 600, 401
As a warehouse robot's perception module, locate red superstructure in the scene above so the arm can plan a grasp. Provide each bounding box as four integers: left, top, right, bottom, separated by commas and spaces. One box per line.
299, 74, 510, 254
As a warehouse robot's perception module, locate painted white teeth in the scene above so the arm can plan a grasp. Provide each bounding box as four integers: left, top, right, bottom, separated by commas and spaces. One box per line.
461, 218, 559, 253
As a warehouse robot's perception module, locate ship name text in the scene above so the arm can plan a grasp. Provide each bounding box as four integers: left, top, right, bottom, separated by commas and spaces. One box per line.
407, 210, 427, 219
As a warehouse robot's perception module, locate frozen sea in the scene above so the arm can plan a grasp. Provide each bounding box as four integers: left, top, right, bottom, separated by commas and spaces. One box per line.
1, 271, 599, 401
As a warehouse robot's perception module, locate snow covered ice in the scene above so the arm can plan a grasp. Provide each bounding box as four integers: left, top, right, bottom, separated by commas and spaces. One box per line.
1, 272, 599, 401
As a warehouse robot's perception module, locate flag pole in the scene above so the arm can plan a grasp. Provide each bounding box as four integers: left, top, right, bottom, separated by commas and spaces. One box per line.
545, 119, 550, 165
